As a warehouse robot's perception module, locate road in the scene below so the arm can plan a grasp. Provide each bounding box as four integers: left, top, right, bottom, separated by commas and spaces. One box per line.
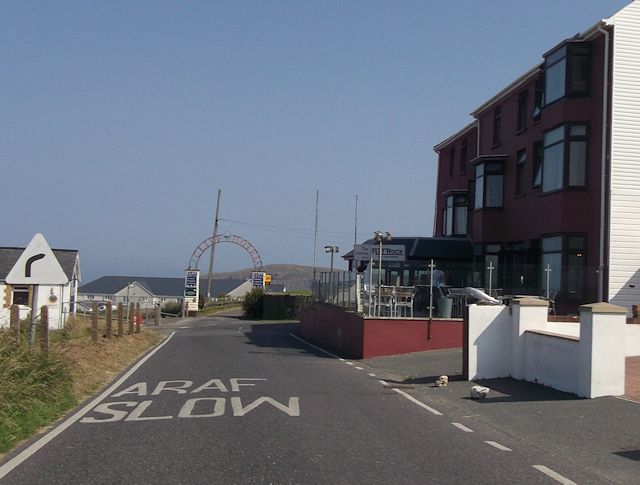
0, 312, 633, 484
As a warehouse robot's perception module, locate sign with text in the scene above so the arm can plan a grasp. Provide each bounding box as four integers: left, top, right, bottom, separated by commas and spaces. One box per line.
354, 244, 405, 262
252, 271, 266, 288
184, 270, 200, 311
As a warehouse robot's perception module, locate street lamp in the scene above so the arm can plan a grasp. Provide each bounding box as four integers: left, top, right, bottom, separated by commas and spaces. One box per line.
324, 245, 339, 302
374, 231, 392, 316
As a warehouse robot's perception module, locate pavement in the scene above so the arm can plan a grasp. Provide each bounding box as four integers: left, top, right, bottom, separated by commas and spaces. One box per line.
360, 348, 640, 484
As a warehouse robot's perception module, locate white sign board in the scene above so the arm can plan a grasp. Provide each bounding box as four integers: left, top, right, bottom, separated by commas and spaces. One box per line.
184, 270, 200, 311
354, 244, 405, 262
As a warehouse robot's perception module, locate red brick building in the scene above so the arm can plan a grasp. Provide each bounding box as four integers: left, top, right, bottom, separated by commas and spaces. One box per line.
433, 1, 640, 313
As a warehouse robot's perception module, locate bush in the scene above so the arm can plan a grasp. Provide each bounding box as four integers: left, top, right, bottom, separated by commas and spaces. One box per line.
242, 289, 265, 319
161, 301, 183, 316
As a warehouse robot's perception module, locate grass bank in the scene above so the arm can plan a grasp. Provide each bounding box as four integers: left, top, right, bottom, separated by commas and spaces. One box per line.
0, 317, 162, 454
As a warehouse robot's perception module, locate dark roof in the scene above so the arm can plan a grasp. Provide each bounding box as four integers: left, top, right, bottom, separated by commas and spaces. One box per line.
79, 276, 247, 298
0, 247, 78, 280
343, 237, 472, 262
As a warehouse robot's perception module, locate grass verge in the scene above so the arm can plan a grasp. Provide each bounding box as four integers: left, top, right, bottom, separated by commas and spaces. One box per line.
0, 317, 162, 455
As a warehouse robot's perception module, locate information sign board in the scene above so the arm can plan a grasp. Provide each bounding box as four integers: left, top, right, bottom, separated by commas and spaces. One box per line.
252, 271, 265, 288
184, 269, 200, 312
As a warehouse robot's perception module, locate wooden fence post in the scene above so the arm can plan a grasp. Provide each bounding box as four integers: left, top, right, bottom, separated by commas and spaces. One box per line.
128, 303, 134, 335
10, 304, 20, 338
155, 304, 161, 326
118, 303, 124, 337
91, 302, 98, 343
106, 302, 112, 339
40, 306, 49, 354
135, 303, 141, 334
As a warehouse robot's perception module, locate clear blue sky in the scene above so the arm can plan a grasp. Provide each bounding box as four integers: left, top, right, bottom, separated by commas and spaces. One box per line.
2, 0, 630, 282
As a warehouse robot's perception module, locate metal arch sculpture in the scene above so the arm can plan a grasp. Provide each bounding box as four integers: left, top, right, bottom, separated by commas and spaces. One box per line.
188, 232, 263, 271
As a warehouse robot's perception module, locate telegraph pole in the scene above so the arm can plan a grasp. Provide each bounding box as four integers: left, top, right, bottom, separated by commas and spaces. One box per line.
312, 190, 319, 283
207, 189, 222, 300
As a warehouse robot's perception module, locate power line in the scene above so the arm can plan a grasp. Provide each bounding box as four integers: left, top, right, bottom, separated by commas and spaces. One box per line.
220, 217, 352, 237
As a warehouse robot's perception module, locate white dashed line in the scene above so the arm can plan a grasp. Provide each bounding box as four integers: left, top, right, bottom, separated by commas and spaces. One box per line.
368, 373, 376, 377
485, 441, 512, 452
451, 422, 473, 433
345, 361, 354, 366
532, 465, 577, 484
379, 379, 389, 386
392, 388, 443, 416
178, 326, 190, 329
355, 366, 364, 370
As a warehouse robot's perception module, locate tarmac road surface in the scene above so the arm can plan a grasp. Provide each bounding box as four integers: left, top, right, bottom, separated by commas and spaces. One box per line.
0, 312, 634, 484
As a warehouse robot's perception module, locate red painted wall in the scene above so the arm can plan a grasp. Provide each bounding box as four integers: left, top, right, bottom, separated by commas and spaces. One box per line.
300, 304, 463, 359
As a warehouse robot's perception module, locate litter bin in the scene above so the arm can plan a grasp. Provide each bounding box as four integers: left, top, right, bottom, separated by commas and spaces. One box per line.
437, 297, 453, 318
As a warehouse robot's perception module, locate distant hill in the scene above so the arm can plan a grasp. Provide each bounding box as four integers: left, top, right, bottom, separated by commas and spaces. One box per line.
210, 264, 335, 290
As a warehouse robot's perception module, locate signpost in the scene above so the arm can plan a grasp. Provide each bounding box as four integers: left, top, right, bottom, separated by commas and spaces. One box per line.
184, 270, 200, 315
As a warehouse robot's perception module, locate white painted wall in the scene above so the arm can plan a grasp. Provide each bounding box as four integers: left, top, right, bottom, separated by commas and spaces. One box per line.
468, 301, 629, 398
467, 305, 511, 379
523, 332, 579, 394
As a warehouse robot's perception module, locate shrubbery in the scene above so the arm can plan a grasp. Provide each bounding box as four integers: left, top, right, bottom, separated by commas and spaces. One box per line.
0, 331, 76, 452
242, 289, 264, 319
161, 301, 183, 316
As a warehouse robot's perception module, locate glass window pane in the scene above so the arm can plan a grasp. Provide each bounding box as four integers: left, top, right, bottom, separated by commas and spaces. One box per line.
546, 46, 566, 65
485, 174, 503, 207
569, 141, 586, 186
567, 254, 585, 295
446, 207, 453, 236
545, 60, 566, 104
543, 143, 564, 192
568, 236, 585, 250
454, 205, 467, 235
567, 53, 590, 95
475, 176, 484, 208
570, 125, 587, 136
544, 126, 565, 147
475, 164, 484, 177
517, 150, 527, 163
542, 236, 562, 252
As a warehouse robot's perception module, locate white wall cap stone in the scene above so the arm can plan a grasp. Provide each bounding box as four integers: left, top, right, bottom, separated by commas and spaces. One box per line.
514, 297, 549, 307
580, 302, 627, 314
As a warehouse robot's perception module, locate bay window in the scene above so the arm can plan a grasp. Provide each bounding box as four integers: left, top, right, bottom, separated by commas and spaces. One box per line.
475, 159, 504, 209
544, 42, 591, 105
443, 193, 468, 236
542, 124, 588, 193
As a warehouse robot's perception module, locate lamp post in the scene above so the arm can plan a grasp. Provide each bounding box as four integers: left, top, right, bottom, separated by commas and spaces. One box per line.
374, 231, 392, 316
324, 245, 339, 302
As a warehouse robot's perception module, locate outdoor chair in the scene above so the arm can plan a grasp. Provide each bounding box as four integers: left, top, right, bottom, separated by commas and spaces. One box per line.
378, 285, 396, 317
395, 286, 415, 318
447, 287, 466, 318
